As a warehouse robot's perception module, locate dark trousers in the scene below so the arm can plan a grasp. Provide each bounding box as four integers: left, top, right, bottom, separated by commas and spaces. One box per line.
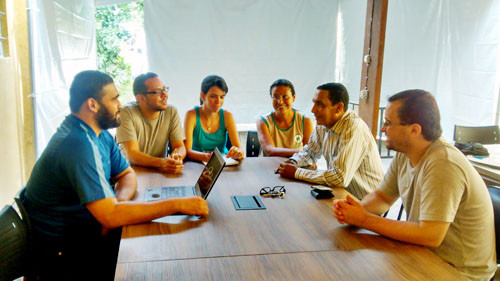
32, 227, 122, 281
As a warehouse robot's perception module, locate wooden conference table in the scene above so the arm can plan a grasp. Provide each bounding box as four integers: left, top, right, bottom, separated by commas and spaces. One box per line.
114, 157, 465, 281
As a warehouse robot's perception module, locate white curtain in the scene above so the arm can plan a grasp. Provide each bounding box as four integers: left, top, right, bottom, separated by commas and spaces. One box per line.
336, 0, 366, 99
31, 0, 500, 153
144, 0, 339, 124
30, 0, 97, 156
339, 0, 500, 140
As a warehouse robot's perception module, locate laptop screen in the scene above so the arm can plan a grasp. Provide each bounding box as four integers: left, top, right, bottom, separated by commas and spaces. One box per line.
196, 147, 226, 198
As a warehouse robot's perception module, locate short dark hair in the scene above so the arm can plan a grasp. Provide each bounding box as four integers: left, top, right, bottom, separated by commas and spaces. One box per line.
316, 83, 349, 109
200, 75, 228, 105
69, 70, 114, 113
269, 79, 295, 96
133, 72, 158, 96
388, 89, 442, 141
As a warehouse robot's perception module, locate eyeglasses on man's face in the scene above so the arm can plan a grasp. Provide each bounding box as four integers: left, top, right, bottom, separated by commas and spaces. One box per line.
260, 186, 286, 198
144, 86, 169, 96
382, 118, 409, 128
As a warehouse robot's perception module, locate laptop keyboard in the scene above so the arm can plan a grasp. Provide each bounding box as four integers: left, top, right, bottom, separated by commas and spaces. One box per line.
162, 186, 191, 198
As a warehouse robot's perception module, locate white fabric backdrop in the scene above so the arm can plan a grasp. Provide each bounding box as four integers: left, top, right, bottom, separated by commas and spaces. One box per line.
30, 0, 96, 156
338, 0, 500, 140
31, 0, 500, 154
336, 0, 366, 100
144, 0, 339, 124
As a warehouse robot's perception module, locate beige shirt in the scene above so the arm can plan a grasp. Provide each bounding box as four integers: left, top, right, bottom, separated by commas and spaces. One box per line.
116, 102, 185, 157
290, 110, 384, 200
261, 110, 305, 156
379, 137, 496, 281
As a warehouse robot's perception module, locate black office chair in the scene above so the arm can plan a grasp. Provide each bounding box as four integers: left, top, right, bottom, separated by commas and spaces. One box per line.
246, 130, 261, 157
454, 125, 500, 144
14, 187, 31, 235
382, 202, 405, 221
225, 132, 233, 152
0, 204, 31, 281
487, 186, 500, 265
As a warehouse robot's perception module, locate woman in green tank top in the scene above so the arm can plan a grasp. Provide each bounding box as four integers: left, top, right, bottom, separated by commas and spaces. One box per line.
184, 75, 244, 162
257, 79, 314, 157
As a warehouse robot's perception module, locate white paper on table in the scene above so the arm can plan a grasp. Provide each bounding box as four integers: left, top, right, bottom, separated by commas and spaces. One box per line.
203, 156, 239, 166
223, 156, 239, 166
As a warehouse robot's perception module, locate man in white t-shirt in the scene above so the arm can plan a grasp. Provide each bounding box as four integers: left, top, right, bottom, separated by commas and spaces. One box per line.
333, 89, 496, 281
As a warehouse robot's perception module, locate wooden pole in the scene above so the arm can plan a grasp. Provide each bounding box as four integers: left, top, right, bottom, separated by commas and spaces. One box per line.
359, 0, 388, 137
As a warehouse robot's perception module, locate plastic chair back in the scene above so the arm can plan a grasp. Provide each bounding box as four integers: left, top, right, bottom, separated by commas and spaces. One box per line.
454, 125, 500, 144
246, 131, 261, 157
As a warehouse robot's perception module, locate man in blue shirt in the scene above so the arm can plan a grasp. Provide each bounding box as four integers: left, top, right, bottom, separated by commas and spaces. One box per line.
24, 70, 209, 280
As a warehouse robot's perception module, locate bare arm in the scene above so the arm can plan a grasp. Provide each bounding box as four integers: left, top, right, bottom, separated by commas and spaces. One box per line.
302, 117, 314, 146
122, 141, 183, 173
224, 110, 244, 160
333, 195, 450, 248
256, 117, 300, 157
361, 189, 398, 216
122, 140, 166, 168
113, 167, 137, 201
86, 196, 209, 229
169, 140, 186, 160
184, 109, 212, 162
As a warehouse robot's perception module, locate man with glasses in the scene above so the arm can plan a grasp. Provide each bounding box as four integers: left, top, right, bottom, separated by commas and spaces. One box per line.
116, 72, 186, 174
333, 90, 496, 281
275, 82, 384, 200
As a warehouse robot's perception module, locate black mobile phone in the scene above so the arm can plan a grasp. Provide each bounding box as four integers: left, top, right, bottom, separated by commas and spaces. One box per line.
310, 185, 334, 199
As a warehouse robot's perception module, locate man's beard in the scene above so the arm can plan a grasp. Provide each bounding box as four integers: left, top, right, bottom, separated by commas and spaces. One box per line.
96, 104, 121, 130
149, 101, 167, 112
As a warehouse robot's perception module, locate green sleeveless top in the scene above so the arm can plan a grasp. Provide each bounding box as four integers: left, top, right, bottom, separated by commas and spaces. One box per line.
193, 106, 228, 153
260, 110, 305, 156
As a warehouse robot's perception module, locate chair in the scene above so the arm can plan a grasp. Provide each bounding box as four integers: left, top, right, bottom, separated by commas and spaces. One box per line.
225, 132, 232, 152
14, 187, 31, 235
382, 202, 405, 221
396, 204, 405, 220
487, 186, 500, 265
453, 125, 500, 144
167, 141, 173, 156
0, 204, 31, 281
246, 130, 261, 157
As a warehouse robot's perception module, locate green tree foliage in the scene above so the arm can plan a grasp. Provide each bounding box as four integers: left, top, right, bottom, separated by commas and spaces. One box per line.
95, 2, 143, 102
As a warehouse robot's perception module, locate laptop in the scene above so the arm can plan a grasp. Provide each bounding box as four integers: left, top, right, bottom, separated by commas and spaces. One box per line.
145, 147, 226, 201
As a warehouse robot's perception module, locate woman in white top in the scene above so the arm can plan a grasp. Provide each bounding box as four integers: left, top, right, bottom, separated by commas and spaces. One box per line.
257, 79, 314, 157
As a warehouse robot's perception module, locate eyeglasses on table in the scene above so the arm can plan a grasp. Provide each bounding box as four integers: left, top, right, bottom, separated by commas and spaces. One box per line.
260, 186, 286, 199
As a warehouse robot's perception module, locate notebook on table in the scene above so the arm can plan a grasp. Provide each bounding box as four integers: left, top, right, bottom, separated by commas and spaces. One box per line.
146, 147, 226, 201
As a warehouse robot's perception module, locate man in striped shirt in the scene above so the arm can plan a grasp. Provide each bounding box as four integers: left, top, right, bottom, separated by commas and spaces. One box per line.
275, 82, 384, 200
